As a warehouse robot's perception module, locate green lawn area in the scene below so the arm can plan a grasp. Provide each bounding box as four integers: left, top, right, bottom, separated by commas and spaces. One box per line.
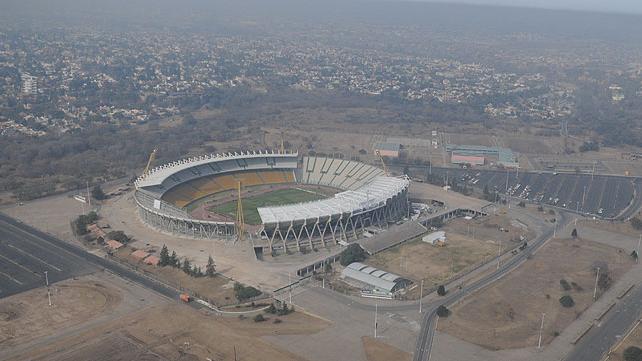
209, 188, 327, 225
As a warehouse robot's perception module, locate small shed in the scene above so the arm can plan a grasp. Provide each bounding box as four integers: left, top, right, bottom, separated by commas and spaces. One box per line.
105, 239, 124, 250
422, 231, 446, 246
131, 249, 150, 261
143, 255, 160, 266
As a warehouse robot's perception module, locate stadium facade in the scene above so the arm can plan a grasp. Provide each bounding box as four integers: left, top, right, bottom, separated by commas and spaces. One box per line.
134, 151, 410, 254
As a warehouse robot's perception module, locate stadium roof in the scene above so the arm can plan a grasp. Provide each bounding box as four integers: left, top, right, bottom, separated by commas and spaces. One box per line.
257, 176, 409, 224
341, 262, 404, 292
135, 150, 297, 188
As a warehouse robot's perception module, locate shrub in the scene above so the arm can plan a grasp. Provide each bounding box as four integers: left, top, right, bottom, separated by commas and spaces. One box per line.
339, 243, 367, 266
437, 285, 447, 296
631, 217, 642, 230
560, 279, 572, 291
624, 346, 642, 361
253, 314, 266, 322
571, 228, 578, 238
436, 305, 450, 317
559, 295, 575, 308
233, 282, 261, 301
273, 318, 282, 324
266, 303, 277, 314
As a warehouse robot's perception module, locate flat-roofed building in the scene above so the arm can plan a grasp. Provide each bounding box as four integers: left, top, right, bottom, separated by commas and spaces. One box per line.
374, 142, 401, 158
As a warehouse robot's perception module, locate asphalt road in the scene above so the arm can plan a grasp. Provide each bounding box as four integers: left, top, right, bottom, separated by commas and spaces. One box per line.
564, 284, 642, 361
0, 212, 187, 304
0, 216, 95, 298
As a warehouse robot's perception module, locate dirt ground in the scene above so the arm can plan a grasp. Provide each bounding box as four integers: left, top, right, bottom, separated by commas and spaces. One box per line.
9, 303, 328, 361
361, 336, 412, 361
366, 214, 530, 290
439, 237, 634, 350
609, 320, 642, 361
0, 279, 122, 348
366, 232, 498, 289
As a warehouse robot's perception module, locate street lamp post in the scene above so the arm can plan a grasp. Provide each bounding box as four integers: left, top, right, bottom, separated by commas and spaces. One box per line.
537, 313, 546, 349
419, 279, 424, 313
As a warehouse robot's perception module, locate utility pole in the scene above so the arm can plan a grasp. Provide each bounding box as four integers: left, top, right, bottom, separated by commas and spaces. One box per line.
637, 235, 641, 264
537, 313, 546, 349
497, 239, 502, 270
288, 272, 292, 304
44, 270, 49, 286
86, 181, 91, 209
374, 303, 378, 338
47, 289, 52, 307
593, 267, 601, 301
419, 279, 424, 313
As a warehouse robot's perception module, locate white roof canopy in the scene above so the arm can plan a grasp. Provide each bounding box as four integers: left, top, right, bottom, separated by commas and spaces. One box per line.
258, 176, 409, 224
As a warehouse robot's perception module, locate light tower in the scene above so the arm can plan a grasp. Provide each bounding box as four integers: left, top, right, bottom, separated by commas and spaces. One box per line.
235, 181, 245, 242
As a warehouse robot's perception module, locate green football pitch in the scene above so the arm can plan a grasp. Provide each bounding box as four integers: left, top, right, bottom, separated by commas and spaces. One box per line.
210, 188, 327, 225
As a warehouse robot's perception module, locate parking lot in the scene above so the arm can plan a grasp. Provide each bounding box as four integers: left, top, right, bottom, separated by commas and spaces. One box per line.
422, 168, 637, 219
0, 215, 94, 298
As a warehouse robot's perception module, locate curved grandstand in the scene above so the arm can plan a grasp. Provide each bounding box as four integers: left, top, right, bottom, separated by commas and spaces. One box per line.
134, 151, 410, 254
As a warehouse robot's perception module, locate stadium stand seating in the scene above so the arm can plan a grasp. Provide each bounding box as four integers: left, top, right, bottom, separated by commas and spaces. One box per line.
301, 156, 384, 190
161, 169, 296, 208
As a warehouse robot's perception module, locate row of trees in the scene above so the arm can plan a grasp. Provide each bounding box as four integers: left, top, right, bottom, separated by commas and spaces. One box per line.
158, 244, 216, 278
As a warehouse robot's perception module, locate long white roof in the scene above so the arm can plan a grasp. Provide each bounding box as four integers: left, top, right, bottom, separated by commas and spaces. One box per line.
341, 262, 404, 292
258, 176, 409, 224
135, 150, 297, 188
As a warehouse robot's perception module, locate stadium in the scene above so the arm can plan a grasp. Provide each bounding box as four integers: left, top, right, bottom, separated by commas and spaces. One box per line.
134, 151, 410, 255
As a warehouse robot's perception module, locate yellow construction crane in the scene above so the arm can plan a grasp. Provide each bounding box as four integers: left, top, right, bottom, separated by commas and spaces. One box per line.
375, 150, 389, 176
144, 148, 158, 175
280, 131, 286, 153
235, 181, 245, 242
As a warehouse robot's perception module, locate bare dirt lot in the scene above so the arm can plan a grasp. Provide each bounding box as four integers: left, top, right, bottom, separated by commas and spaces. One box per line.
439, 237, 634, 350
0, 278, 122, 348
366, 232, 497, 289
10, 302, 328, 361
361, 336, 412, 361
366, 214, 530, 290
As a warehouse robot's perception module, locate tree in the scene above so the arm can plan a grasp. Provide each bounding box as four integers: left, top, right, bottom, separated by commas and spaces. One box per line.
170, 251, 178, 267
182, 259, 191, 274
159, 245, 170, 266
437, 285, 447, 296
559, 295, 575, 308
106, 230, 130, 243
571, 228, 578, 238
436, 305, 450, 317
206, 255, 216, 277
233, 282, 261, 301
631, 250, 639, 261
339, 243, 367, 266
253, 314, 266, 322
623, 346, 642, 361
91, 185, 106, 200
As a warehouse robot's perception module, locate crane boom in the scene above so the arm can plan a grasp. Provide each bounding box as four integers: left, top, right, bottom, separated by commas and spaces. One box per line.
144, 148, 157, 175
375, 150, 389, 176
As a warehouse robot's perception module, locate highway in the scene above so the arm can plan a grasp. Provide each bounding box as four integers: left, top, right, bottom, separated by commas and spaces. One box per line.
564, 284, 642, 361
0, 212, 187, 303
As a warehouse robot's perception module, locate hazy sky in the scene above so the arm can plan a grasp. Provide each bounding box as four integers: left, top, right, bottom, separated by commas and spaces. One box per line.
421, 0, 642, 14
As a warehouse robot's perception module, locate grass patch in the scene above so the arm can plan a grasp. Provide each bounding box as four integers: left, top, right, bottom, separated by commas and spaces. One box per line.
210, 188, 326, 224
